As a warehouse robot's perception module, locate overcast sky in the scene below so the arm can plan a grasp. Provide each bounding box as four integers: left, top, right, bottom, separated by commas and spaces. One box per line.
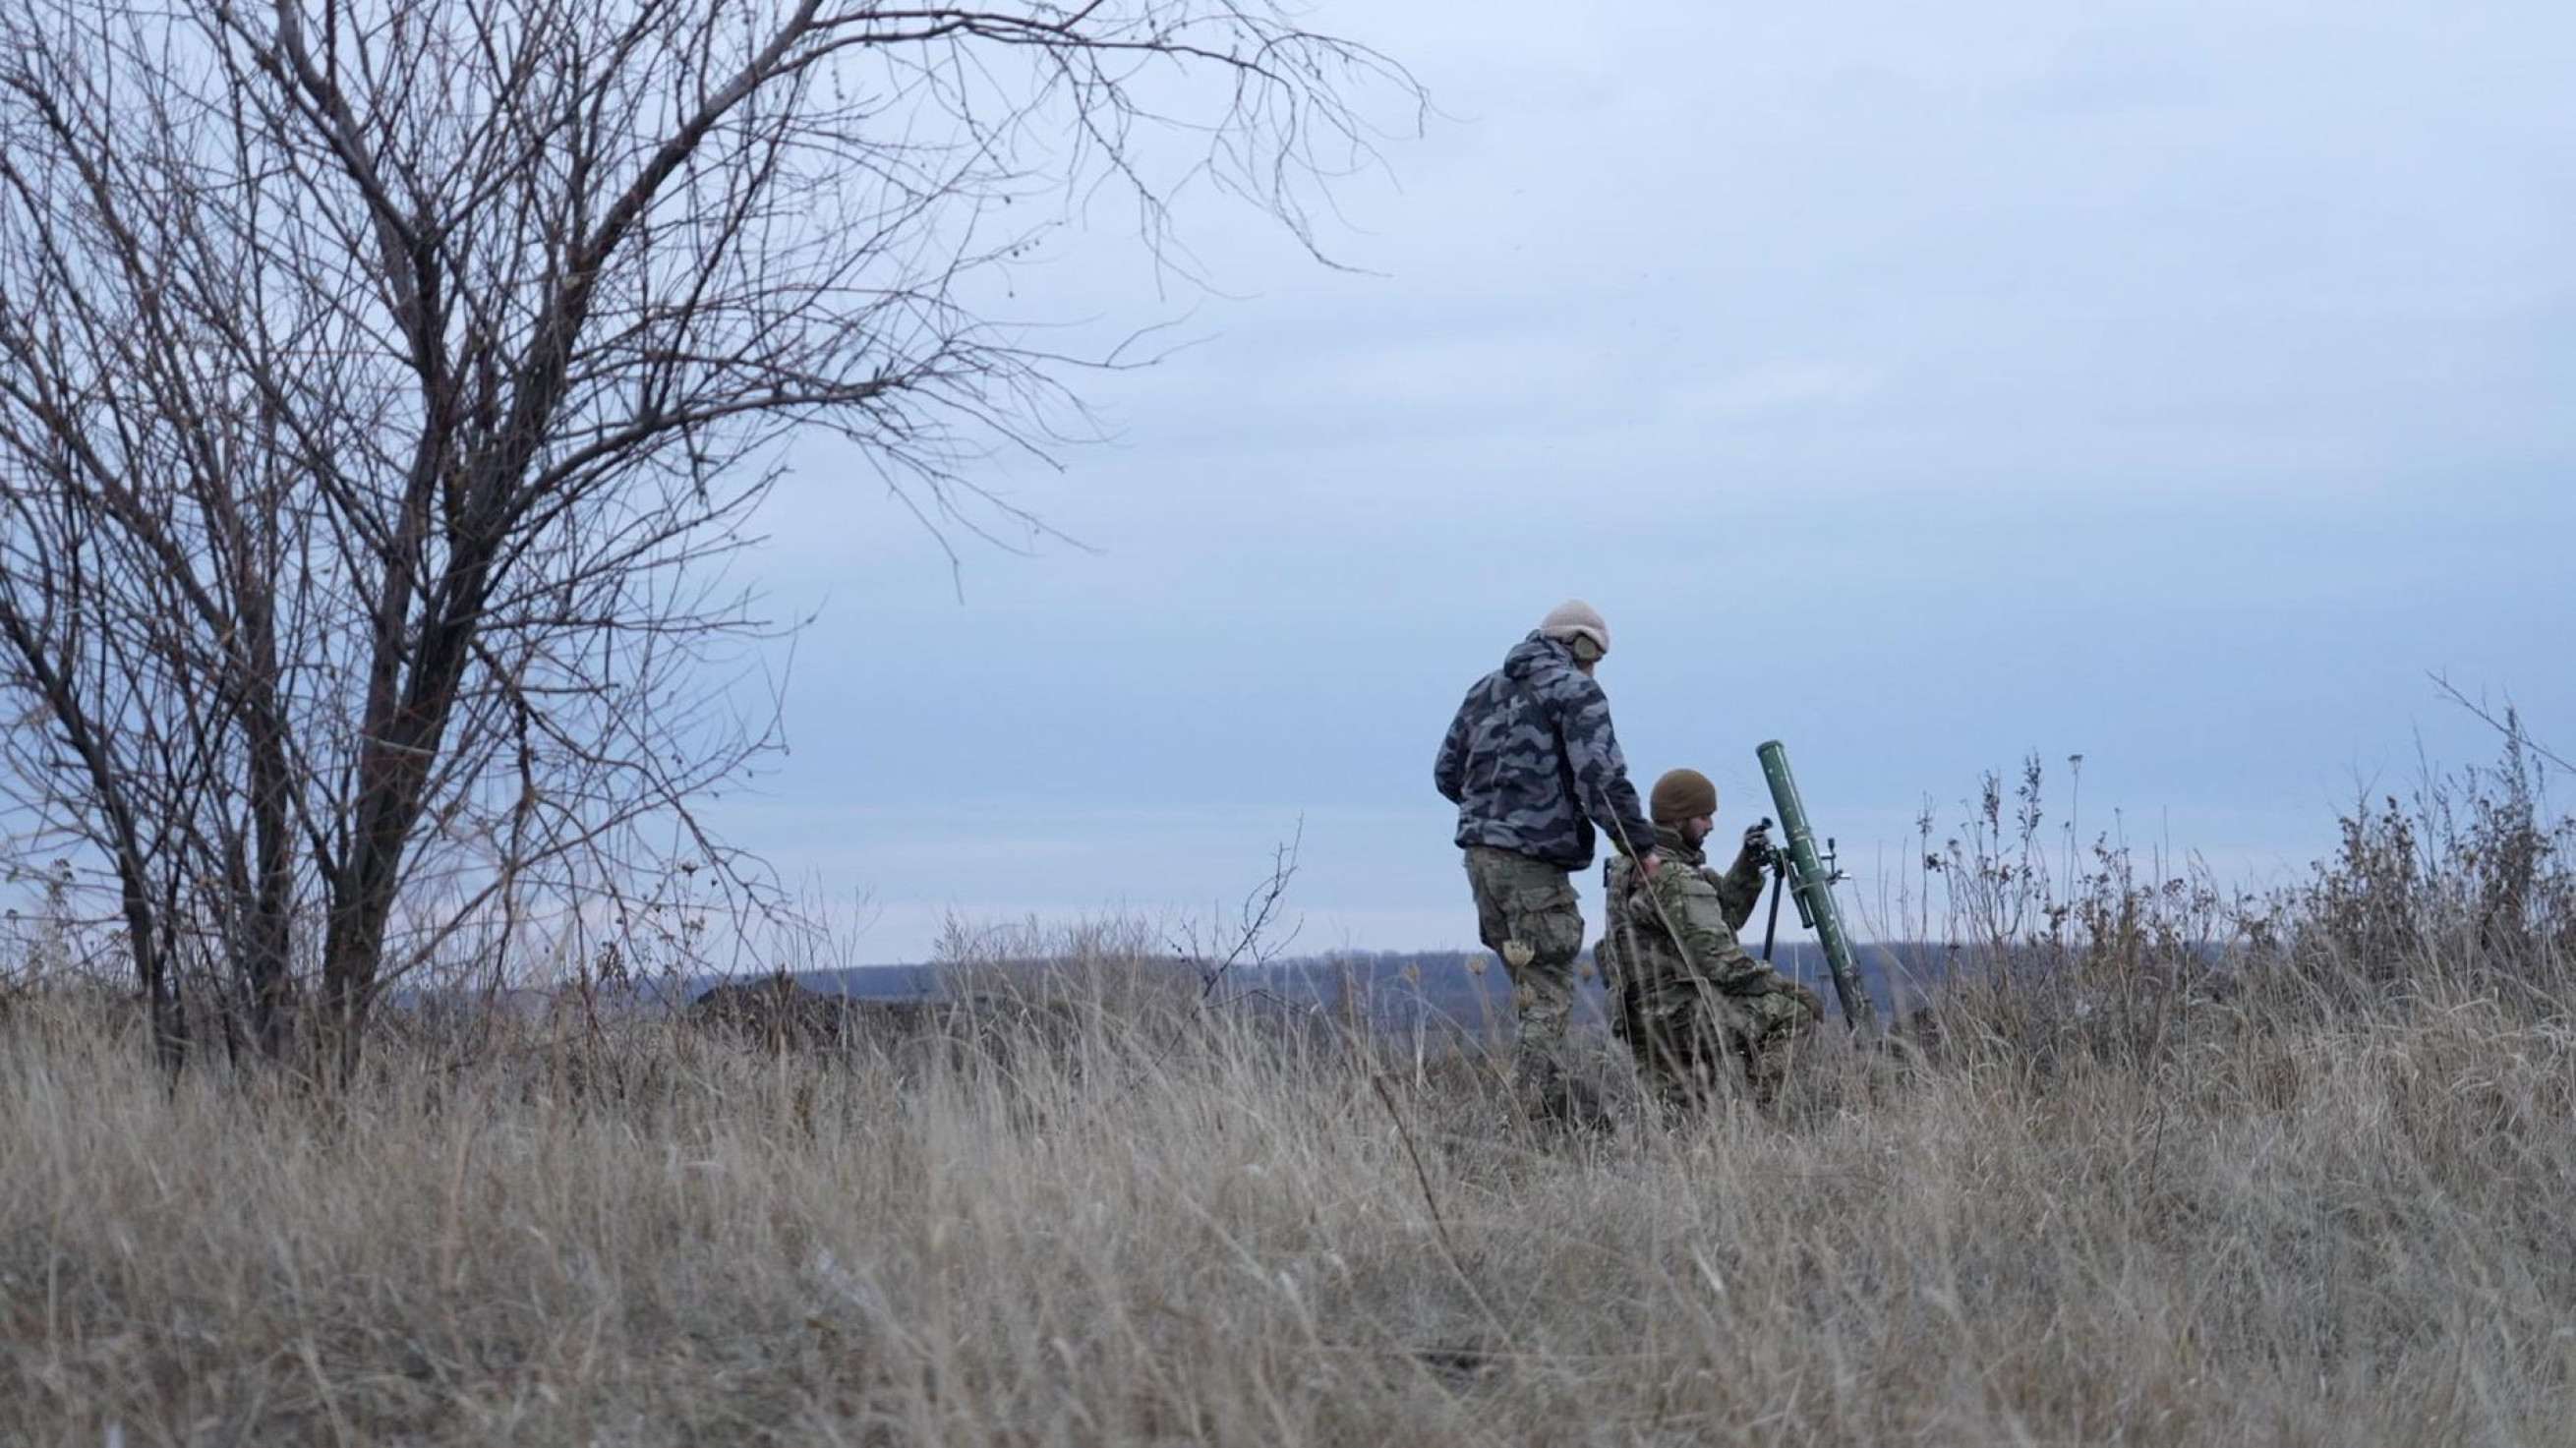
721, 0, 2575, 961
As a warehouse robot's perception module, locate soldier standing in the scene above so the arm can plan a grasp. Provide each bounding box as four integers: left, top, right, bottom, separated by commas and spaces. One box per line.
1434, 600, 1661, 1123
1598, 768, 1825, 1112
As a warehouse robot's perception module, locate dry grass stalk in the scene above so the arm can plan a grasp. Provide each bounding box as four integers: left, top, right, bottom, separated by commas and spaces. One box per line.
5, 754, 2571, 1443
4, 928, 2571, 1445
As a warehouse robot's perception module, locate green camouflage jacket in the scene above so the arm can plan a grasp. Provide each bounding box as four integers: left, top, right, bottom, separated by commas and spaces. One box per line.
1598, 824, 1791, 998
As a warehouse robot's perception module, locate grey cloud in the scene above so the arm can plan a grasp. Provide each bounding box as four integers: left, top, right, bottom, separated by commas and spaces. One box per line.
722, 0, 2576, 959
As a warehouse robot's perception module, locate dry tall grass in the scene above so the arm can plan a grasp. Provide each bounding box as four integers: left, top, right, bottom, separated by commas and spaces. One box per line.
5, 757, 2574, 1445
6, 959, 2571, 1444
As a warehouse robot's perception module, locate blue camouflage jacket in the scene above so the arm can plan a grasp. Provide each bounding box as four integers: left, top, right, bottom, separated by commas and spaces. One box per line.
1434, 632, 1658, 870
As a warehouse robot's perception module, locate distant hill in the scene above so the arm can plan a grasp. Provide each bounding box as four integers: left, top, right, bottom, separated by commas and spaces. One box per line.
1241, 942, 1956, 1036
691, 942, 1961, 1035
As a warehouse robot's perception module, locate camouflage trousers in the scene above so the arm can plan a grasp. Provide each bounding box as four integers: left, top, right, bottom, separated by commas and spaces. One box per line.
1612, 975, 1813, 1112
1463, 845, 1587, 1118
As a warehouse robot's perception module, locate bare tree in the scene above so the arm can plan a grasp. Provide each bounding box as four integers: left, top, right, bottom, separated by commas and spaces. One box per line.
0, 0, 1412, 1077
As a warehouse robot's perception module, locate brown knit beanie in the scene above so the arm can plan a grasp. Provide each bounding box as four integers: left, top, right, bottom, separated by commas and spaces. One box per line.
1650, 768, 1719, 825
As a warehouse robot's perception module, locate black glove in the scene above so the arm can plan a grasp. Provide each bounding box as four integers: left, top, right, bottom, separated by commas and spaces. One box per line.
1740, 823, 1776, 870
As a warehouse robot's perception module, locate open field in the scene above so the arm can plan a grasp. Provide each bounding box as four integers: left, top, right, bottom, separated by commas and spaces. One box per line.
6, 755, 2573, 1445
1, 0, 2564, 1439
5, 935, 2573, 1446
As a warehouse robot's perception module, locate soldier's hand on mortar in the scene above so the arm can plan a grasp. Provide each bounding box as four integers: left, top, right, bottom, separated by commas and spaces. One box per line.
1741, 823, 1775, 867
1784, 979, 1825, 1021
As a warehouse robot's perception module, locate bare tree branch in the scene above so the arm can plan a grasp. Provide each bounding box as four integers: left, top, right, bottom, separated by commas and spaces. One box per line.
0, 0, 1415, 1078
2430, 671, 2570, 774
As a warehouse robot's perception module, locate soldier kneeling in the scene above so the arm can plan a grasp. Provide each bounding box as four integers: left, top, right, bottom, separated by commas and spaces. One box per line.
1599, 768, 1824, 1113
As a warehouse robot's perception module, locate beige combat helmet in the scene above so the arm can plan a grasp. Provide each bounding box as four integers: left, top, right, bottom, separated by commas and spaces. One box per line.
1539, 600, 1610, 660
